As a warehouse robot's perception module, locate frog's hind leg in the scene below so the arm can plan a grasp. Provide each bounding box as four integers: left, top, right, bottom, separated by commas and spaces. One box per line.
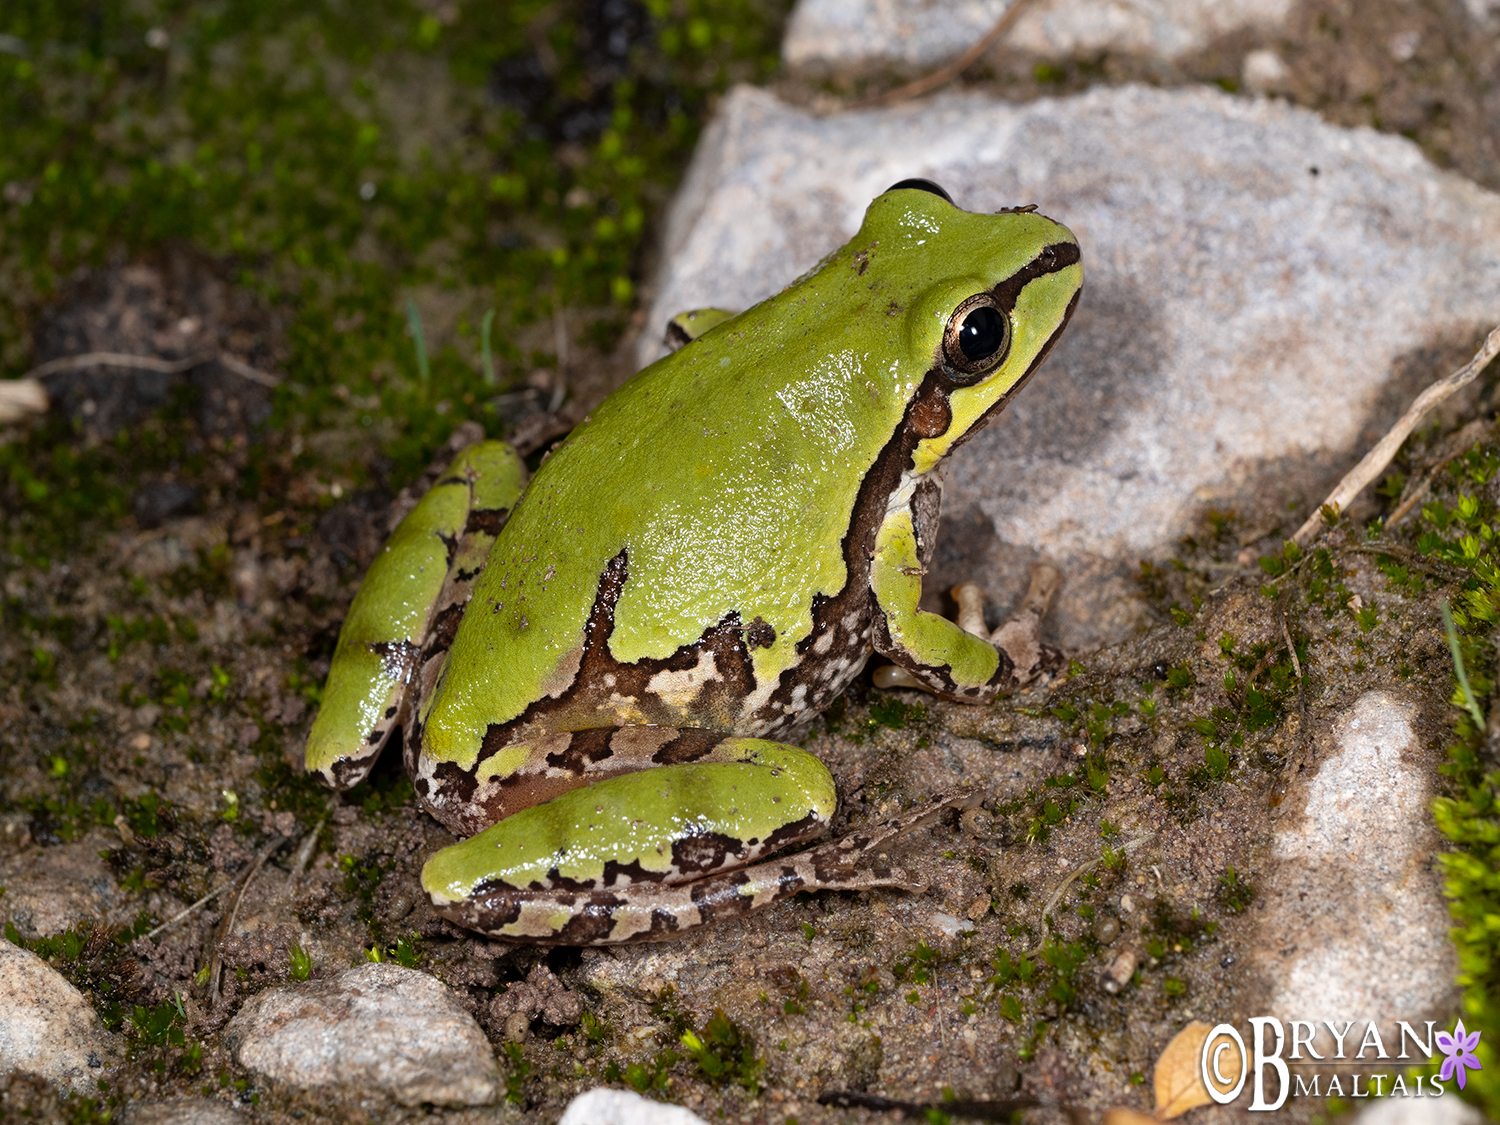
421, 734, 843, 942
304, 441, 525, 789
425, 788, 974, 945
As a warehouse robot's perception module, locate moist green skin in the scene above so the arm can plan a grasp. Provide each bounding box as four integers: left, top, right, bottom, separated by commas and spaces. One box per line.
304, 186, 1083, 943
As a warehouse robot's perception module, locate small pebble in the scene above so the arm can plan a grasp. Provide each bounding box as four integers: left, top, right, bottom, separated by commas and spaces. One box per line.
959, 807, 995, 839
928, 912, 974, 940
504, 1012, 531, 1043
1092, 914, 1122, 945
1100, 948, 1139, 994
965, 894, 992, 921
1118, 894, 1135, 915
225, 963, 499, 1106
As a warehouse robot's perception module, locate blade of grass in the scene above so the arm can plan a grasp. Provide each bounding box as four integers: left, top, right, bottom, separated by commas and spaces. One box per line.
481, 308, 496, 386
1441, 599, 1487, 728
405, 299, 430, 385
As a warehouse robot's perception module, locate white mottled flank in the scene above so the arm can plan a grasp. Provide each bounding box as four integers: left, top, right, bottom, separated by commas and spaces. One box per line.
1353, 1095, 1488, 1125
559, 1088, 710, 1125
224, 964, 499, 1106
643, 84, 1500, 645
1253, 692, 1457, 1026
0, 939, 122, 1093
783, 0, 1292, 72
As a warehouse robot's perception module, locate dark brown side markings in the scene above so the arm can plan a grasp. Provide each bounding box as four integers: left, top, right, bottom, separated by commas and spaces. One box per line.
543, 728, 615, 772
466, 507, 509, 536
467, 550, 765, 769
744, 616, 776, 649
651, 729, 731, 765
672, 832, 747, 875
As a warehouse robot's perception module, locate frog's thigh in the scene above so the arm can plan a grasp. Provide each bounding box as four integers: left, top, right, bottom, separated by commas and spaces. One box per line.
305, 441, 526, 789
868, 509, 1008, 701
420, 737, 836, 941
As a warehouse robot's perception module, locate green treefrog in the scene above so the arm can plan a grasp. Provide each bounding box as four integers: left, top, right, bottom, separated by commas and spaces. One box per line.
304, 180, 1081, 944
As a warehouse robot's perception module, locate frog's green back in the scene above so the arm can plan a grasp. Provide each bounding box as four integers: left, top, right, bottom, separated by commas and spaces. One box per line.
422, 190, 1079, 769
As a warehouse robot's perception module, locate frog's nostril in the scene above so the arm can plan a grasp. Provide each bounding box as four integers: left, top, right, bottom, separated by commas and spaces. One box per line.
885, 178, 953, 204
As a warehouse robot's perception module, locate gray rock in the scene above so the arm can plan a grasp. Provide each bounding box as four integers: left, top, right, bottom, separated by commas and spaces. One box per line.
643, 84, 1500, 647
124, 1097, 243, 1125
1250, 692, 1457, 1036
783, 0, 1292, 74
558, 1088, 710, 1125
0, 837, 124, 935
0, 939, 122, 1093
223, 963, 499, 1106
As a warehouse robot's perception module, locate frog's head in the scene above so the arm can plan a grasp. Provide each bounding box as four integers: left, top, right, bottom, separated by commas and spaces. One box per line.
860, 179, 1082, 474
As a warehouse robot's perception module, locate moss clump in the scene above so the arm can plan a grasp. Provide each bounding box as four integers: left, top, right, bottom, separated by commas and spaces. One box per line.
1, 0, 790, 498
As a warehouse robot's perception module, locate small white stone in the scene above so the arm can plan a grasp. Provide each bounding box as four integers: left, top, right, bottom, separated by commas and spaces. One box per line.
1252, 692, 1456, 1041
1352, 1095, 1487, 1125
1241, 48, 1289, 93
929, 912, 974, 938
1387, 29, 1421, 62
559, 1088, 709, 1125
124, 1097, 243, 1125
0, 939, 123, 1093
224, 963, 499, 1106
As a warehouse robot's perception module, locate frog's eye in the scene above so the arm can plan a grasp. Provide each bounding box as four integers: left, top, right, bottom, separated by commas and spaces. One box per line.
886, 178, 953, 203
942, 294, 1011, 381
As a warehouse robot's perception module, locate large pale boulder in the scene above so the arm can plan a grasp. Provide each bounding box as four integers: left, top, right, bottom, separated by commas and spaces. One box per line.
783, 0, 1293, 75
643, 84, 1500, 647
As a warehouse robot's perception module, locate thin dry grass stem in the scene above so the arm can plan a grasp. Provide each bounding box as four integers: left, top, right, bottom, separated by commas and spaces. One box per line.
1385, 416, 1493, 530
208, 834, 290, 1008
1290, 324, 1500, 550
851, 0, 1038, 109
142, 881, 237, 942
1028, 833, 1154, 955
21, 349, 281, 388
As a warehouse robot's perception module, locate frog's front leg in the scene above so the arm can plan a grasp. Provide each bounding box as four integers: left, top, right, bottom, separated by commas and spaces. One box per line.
304, 441, 526, 789
868, 501, 1062, 702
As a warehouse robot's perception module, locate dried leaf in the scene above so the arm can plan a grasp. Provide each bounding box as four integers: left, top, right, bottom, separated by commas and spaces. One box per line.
1103, 1109, 1160, 1125
1153, 1020, 1225, 1119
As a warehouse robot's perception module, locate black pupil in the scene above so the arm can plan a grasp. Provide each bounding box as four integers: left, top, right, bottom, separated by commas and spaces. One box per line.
958, 305, 1006, 361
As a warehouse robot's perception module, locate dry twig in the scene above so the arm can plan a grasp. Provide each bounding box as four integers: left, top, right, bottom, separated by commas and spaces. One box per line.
1029, 833, 1154, 954
1385, 416, 1494, 530
208, 834, 290, 1008
22, 349, 281, 389
852, 0, 1038, 109
1289, 325, 1500, 550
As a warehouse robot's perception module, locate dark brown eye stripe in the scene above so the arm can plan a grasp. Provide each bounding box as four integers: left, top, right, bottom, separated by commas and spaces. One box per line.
991, 240, 1081, 314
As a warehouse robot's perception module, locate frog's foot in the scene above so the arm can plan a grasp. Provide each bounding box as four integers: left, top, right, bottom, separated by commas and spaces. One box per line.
423, 789, 976, 945
874, 564, 1063, 695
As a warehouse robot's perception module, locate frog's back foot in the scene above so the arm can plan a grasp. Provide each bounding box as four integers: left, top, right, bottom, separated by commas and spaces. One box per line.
427, 789, 976, 945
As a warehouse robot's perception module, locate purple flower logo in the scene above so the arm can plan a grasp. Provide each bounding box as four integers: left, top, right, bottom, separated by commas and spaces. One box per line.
1436, 1020, 1483, 1090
